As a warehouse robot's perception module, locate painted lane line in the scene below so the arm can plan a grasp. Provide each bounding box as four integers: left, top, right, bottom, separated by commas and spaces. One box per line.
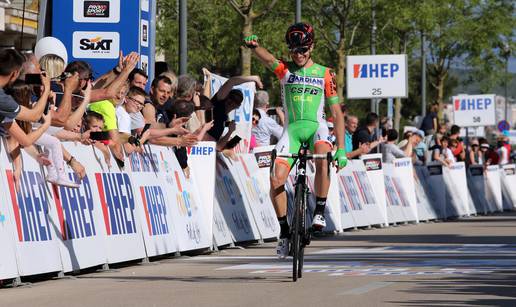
338, 282, 394, 295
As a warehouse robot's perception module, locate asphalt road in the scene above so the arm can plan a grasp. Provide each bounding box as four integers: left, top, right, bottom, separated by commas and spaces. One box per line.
1, 212, 515, 307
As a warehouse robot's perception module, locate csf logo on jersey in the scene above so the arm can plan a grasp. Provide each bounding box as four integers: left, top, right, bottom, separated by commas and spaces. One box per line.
73, 31, 119, 59
84, 1, 110, 18
53, 175, 96, 240
353, 63, 400, 79
140, 186, 169, 236
95, 173, 137, 235
6, 170, 52, 242
130, 152, 159, 173
454, 96, 492, 111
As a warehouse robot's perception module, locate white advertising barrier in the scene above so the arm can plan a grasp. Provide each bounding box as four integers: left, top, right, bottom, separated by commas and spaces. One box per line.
186, 142, 217, 245
425, 163, 448, 219
392, 159, 419, 223
382, 163, 408, 223
350, 159, 385, 226
346, 54, 408, 99
467, 166, 491, 215
442, 162, 473, 217
413, 167, 439, 221
235, 155, 280, 239
452, 94, 496, 127
337, 161, 371, 227
212, 197, 234, 247
210, 73, 256, 153
0, 142, 20, 280
215, 155, 261, 242
360, 154, 388, 226
501, 165, 516, 211
66, 143, 146, 264
126, 147, 179, 257
484, 165, 503, 212
153, 146, 211, 251
47, 142, 108, 272
0, 146, 63, 276
253, 145, 275, 192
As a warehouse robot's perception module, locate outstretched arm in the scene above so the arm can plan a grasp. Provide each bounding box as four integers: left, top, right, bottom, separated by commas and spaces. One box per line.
216, 75, 262, 101
244, 35, 277, 69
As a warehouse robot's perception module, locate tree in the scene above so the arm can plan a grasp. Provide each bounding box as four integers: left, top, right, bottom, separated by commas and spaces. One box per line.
227, 0, 279, 76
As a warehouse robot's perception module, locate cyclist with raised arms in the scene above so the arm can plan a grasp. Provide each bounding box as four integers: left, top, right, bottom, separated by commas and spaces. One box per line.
244, 22, 347, 258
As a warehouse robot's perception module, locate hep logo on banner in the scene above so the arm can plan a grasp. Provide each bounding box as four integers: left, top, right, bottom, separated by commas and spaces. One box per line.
140, 186, 169, 236
130, 152, 159, 172
95, 173, 137, 235
454, 97, 492, 111
174, 171, 193, 217
187, 146, 214, 156
53, 175, 96, 240
239, 157, 264, 204
353, 63, 399, 78
6, 170, 52, 242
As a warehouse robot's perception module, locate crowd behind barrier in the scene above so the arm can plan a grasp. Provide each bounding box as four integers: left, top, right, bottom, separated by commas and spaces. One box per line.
1, 138, 515, 282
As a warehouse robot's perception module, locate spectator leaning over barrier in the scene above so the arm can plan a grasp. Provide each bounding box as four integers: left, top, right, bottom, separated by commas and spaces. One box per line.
345, 115, 369, 159
251, 89, 283, 147
202, 72, 263, 151
449, 125, 466, 162
141, 76, 197, 148
432, 136, 454, 167
352, 112, 383, 154
468, 138, 483, 165
382, 129, 412, 163
174, 74, 205, 132
7, 80, 79, 188
400, 129, 425, 165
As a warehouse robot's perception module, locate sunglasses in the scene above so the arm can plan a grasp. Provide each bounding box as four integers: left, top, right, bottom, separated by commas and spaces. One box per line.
252, 117, 260, 124
289, 46, 310, 54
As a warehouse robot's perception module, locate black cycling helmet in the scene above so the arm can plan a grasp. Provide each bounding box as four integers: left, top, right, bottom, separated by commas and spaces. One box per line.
285, 22, 314, 48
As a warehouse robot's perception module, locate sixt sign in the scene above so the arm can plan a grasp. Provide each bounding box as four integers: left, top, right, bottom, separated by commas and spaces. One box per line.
6, 170, 52, 242
73, 31, 120, 59
353, 63, 399, 79
95, 173, 137, 235
140, 186, 169, 236
53, 175, 96, 240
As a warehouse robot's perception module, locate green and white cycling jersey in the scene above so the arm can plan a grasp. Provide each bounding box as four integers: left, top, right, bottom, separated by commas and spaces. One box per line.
271, 60, 339, 167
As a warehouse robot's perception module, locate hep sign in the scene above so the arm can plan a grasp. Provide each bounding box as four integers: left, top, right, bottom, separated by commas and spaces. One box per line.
453, 94, 496, 127
346, 54, 408, 99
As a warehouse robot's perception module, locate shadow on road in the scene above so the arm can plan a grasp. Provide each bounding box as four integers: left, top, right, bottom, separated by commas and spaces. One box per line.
77, 275, 291, 284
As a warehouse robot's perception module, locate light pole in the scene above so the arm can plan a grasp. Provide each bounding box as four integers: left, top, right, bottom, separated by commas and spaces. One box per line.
295, 0, 301, 23
370, 0, 377, 113
502, 43, 511, 122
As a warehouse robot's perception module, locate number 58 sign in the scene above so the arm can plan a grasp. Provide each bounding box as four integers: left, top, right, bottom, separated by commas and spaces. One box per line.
453, 94, 496, 127
346, 54, 408, 99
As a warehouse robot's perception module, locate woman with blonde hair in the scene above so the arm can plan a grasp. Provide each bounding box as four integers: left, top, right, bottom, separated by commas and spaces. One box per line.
39, 54, 65, 80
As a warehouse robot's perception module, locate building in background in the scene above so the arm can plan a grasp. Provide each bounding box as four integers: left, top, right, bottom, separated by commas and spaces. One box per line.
0, 0, 39, 50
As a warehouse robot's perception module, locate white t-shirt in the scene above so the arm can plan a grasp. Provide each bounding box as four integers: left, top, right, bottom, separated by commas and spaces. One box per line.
130, 111, 145, 130
116, 105, 131, 134
251, 108, 283, 146
498, 146, 509, 165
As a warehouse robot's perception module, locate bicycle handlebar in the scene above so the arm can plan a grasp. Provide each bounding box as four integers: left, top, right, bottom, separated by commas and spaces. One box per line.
275, 152, 330, 159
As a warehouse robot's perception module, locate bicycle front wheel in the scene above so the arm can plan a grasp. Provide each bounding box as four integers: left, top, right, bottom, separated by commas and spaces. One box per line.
292, 183, 305, 282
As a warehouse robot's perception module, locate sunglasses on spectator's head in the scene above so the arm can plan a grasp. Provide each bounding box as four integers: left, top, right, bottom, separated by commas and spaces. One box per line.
289, 46, 310, 54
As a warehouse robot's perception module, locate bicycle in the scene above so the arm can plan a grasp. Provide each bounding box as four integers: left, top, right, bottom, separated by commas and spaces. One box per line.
271, 142, 332, 282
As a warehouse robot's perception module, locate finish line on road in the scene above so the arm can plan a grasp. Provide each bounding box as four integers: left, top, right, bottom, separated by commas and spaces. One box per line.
195, 244, 516, 277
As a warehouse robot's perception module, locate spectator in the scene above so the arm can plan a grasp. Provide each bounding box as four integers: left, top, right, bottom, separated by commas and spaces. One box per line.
251, 90, 283, 147
174, 74, 204, 131
143, 75, 173, 126
497, 136, 509, 165
468, 138, 483, 165
449, 125, 466, 161
400, 129, 425, 165
250, 109, 260, 151
39, 54, 65, 81
345, 115, 369, 159
420, 103, 438, 135
128, 68, 148, 89
352, 112, 382, 154
382, 129, 412, 163
202, 72, 263, 151
432, 136, 454, 166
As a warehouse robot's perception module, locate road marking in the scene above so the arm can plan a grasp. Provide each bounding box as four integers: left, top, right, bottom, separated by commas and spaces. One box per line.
339, 282, 394, 295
